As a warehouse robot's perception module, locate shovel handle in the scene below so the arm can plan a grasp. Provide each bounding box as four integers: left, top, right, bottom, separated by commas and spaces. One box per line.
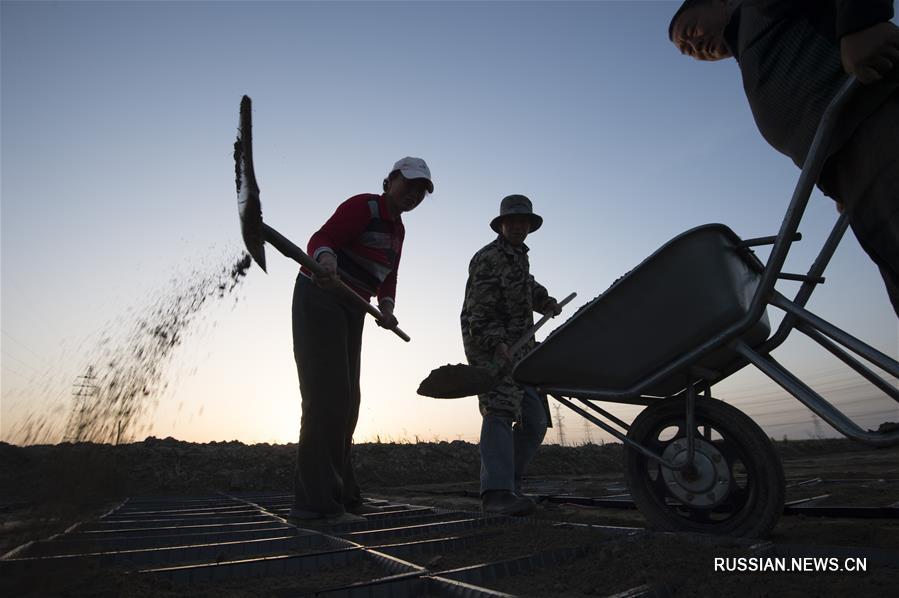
262, 223, 411, 342
508, 292, 576, 356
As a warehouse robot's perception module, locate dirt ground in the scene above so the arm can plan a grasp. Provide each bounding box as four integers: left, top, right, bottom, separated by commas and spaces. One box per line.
369, 442, 899, 596
370, 440, 899, 549
0, 438, 896, 596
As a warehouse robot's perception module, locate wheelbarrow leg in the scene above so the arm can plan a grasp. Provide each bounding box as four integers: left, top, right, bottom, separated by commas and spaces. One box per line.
685, 383, 696, 469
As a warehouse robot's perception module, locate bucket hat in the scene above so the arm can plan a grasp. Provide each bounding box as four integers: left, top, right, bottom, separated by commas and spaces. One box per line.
490, 194, 543, 234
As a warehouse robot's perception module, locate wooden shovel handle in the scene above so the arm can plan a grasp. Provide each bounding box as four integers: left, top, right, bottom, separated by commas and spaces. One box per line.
262, 224, 411, 342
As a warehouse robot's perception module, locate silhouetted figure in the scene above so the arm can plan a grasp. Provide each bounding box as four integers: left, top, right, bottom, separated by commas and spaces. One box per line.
289, 157, 434, 524
669, 0, 899, 315
461, 194, 561, 516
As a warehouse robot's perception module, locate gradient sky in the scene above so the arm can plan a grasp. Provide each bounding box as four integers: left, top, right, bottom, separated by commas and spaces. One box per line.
2, 0, 897, 446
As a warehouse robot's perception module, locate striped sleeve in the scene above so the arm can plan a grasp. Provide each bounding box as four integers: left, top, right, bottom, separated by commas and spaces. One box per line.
307, 197, 371, 262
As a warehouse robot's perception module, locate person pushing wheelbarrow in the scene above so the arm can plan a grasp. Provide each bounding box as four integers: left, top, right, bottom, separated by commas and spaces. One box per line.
668, 0, 899, 315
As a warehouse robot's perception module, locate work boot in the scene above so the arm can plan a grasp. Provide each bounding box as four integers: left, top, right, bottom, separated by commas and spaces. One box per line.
516, 493, 537, 511
324, 512, 366, 524
287, 507, 365, 526
481, 490, 536, 516
346, 502, 381, 515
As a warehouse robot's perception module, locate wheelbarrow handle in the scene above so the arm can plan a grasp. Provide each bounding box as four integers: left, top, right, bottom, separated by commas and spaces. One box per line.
508, 292, 577, 356
262, 223, 411, 342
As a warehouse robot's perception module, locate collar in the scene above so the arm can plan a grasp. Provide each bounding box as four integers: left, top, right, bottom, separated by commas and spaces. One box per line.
494, 234, 529, 255
378, 193, 401, 223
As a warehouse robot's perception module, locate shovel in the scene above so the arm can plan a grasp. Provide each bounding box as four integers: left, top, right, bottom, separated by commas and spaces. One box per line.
417, 292, 576, 398
234, 95, 410, 342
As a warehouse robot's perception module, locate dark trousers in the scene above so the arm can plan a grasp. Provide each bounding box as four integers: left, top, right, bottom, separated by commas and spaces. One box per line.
822, 94, 899, 317
292, 275, 364, 515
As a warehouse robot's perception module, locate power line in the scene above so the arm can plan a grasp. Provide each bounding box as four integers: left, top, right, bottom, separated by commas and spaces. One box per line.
1, 329, 52, 369
742, 396, 895, 419
721, 375, 897, 410
0, 350, 42, 376
760, 408, 898, 430
0, 363, 33, 381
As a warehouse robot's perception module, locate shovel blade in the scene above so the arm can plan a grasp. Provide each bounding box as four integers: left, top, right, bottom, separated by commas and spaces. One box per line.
417, 363, 499, 399
234, 95, 267, 272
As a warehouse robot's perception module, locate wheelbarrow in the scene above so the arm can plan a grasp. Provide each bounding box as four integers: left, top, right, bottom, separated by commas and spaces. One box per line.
510, 77, 899, 538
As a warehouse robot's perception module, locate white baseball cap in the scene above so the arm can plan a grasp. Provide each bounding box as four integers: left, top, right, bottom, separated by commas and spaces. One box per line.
390, 156, 433, 193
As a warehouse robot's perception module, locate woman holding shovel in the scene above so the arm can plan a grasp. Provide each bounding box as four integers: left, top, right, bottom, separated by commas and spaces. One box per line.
289, 157, 433, 524
461, 194, 562, 516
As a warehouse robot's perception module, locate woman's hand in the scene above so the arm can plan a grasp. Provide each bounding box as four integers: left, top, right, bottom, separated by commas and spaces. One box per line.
313, 252, 341, 289
376, 302, 398, 330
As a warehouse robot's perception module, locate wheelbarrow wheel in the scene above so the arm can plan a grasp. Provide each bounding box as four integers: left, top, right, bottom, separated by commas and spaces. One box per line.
624, 396, 784, 538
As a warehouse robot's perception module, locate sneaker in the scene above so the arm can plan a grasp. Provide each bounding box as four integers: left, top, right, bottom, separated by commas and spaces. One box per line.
481, 490, 536, 517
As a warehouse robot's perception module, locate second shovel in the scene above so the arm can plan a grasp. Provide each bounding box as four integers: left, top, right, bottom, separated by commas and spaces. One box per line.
417, 293, 576, 398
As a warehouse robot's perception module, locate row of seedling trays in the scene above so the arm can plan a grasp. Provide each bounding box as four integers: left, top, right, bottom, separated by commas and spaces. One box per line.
4, 491, 895, 597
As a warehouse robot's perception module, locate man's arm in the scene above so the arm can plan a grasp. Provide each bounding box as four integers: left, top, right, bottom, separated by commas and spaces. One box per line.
841, 21, 899, 83
528, 275, 561, 316
833, 0, 894, 40
752, 0, 897, 82
464, 252, 508, 355
835, 0, 899, 83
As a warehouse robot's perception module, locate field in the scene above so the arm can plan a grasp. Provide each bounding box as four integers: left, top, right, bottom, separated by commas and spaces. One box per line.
1, 437, 897, 596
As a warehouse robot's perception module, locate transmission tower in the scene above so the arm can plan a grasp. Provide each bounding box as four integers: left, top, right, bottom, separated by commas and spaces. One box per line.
66, 366, 97, 442
811, 413, 824, 440
553, 403, 566, 446
582, 417, 594, 445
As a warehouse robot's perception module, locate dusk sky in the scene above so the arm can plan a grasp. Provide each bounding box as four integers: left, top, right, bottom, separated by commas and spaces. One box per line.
2, 0, 897, 446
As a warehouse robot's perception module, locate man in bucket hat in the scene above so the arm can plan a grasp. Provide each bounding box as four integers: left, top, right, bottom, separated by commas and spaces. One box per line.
461, 194, 562, 516
290, 157, 433, 525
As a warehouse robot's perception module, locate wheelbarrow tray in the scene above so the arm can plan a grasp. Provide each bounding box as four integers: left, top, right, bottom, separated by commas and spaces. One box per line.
514, 224, 770, 397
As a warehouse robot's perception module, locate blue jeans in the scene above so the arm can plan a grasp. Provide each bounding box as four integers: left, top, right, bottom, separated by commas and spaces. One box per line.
479, 386, 548, 494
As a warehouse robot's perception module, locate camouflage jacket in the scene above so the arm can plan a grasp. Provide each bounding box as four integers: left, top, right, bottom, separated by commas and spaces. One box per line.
461, 235, 554, 360
460, 236, 553, 416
